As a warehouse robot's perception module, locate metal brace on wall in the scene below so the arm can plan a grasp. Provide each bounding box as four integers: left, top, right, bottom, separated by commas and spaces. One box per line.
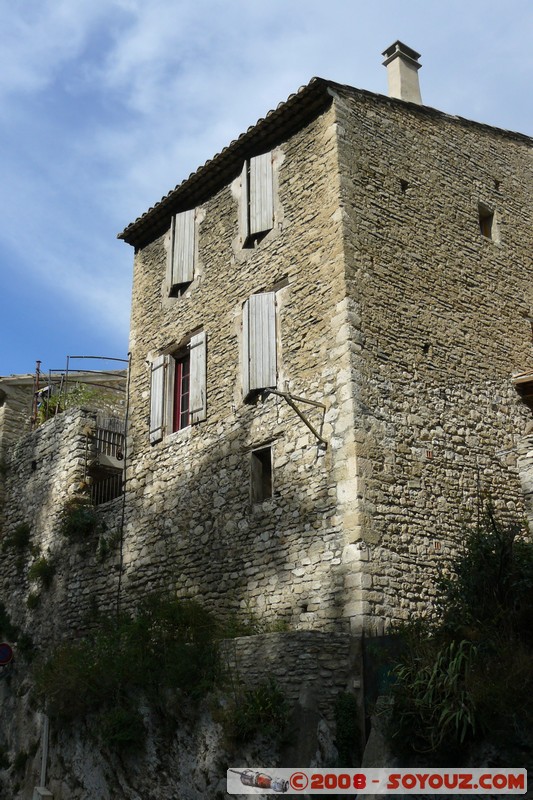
265, 389, 327, 447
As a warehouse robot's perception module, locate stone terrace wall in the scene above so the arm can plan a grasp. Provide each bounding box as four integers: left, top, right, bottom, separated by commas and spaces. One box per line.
123, 102, 362, 632
0, 408, 124, 647
335, 88, 533, 629
222, 631, 361, 727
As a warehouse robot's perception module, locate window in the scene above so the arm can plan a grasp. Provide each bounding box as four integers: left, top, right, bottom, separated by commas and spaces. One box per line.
478, 202, 497, 240
149, 331, 207, 443
167, 209, 197, 295
171, 352, 191, 432
240, 152, 274, 247
251, 446, 273, 502
242, 292, 277, 399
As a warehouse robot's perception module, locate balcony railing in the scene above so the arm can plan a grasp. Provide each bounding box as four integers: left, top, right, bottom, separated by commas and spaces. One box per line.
90, 416, 125, 506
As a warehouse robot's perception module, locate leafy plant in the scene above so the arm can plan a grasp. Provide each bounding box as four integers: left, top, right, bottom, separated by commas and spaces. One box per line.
34, 594, 220, 749
221, 678, 289, 744
1, 523, 31, 554
28, 557, 55, 590
387, 505, 533, 758
98, 707, 146, 753
0, 602, 19, 641
60, 497, 99, 542
390, 638, 478, 753
36, 383, 117, 425
26, 592, 40, 610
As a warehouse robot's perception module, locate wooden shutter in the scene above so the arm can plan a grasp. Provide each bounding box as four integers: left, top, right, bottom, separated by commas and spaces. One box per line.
189, 331, 207, 423
149, 355, 167, 443
239, 161, 250, 242
164, 356, 176, 434
167, 209, 196, 291
249, 153, 273, 236
243, 292, 277, 396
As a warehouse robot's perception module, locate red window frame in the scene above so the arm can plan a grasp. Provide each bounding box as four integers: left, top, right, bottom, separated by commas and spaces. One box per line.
172, 353, 190, 432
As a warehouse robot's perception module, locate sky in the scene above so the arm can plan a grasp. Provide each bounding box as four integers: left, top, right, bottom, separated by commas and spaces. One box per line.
1, 0, 532, 377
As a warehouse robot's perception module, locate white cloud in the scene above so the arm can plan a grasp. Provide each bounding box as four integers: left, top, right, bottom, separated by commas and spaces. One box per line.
0, 0, 532, 374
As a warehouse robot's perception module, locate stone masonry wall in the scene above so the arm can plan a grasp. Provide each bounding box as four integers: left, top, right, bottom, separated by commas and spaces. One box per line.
0, 408, 124, 646
334, 87, 533, 629
222, 631, 361, 727
123, 102, 361, 632
0, 384, 32, 461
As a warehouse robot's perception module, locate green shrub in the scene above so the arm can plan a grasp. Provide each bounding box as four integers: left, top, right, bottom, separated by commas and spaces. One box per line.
36, 383, 114, 425
28, 557, 55, 590
437, 504, 533, 638
0, 602, 19, 641
388, 505, 533, 758
99, 706, 146, 753
60, 498, 99, 541
34, 594, 220, 745
26, 592, 40, 610
221, 678, 289, 744
390, 638, 478, 754
2, 523, 31, 554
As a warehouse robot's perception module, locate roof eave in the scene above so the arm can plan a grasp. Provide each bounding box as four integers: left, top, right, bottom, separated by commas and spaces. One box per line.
117, 77, 335, 248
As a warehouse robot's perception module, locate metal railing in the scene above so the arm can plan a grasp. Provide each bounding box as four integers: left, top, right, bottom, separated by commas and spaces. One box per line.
91, 471, 123, 506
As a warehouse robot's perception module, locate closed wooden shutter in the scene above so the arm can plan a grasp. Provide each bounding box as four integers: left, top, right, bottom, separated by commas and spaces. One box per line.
243, 292, 277, 397
167, 209, 196, 291
239, 161, 250, 242
149, 355, 167, 443
164, 356, 175, 434
189, 331, 207, 423
249, 153, 274, 236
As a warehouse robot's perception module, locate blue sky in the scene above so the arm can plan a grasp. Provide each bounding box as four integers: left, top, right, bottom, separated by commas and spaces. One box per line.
1, 0, 532, 377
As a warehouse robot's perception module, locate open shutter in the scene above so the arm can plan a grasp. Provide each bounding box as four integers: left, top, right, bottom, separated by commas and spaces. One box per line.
189, 331, 207, 423
149, 355, 167, 443
239, 161, 250, 243
249, 152, 273, 236
167, 209, 196, 292
243, 292, 277, 397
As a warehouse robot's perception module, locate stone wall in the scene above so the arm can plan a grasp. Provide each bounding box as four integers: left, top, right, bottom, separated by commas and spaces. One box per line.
334, 86, 533, 628
123, 101, 360, 632
222, 631, 361, 727
0, 408, 124, 646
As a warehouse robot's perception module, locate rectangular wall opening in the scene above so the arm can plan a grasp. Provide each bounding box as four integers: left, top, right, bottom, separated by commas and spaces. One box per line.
251, 446, 273, 503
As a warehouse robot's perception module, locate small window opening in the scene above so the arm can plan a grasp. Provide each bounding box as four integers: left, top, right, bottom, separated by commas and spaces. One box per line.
422, 342, 431, 355
400, 179, 409, 194
478, 203, 495, 239
494, 179, 501, 192
251, 446, 273, 503
515, 380, 533, 414
172, 352, 191, 432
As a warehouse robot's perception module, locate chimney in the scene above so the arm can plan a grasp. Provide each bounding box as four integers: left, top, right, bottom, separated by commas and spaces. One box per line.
382, 41, 422, 104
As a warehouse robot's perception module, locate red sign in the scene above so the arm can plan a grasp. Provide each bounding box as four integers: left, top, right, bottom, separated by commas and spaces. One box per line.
0, 643, 13, 666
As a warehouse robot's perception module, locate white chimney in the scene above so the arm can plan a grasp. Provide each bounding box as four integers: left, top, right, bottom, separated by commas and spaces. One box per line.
382, 41, 422, 104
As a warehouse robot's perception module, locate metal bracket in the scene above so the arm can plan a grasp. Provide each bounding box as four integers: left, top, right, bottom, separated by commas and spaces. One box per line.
265, 389, 327, 447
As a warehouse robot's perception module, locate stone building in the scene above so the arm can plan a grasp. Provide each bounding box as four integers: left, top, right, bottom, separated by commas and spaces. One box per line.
117, 42, 533, 634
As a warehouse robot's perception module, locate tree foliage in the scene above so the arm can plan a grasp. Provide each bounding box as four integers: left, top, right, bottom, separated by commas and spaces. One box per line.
388, 504, 533, 758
